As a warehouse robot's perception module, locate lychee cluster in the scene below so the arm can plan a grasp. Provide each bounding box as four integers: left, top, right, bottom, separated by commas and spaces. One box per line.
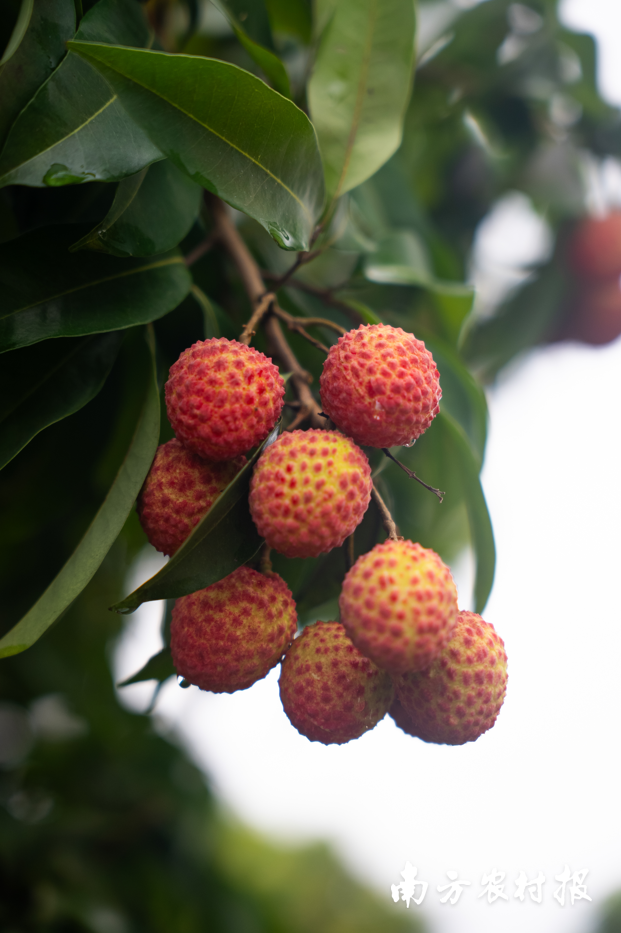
133, 323, 506, 750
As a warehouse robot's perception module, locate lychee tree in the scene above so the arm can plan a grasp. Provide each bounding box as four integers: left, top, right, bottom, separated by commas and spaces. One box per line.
0, 0, 617, 745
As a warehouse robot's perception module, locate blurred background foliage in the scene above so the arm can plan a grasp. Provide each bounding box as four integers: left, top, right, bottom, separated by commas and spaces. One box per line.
2, 0, 621, 927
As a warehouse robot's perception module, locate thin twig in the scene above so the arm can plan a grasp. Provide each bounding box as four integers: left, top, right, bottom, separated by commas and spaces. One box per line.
271, 306, 330, 353
271, 248, 323, 289
371, 484, 401, 542
262, 272, 364, 324
382, 448, 445, 503
184, 230, 218, 266
263, 314, 325, 429
239, 292, 276, 346
272, 306, 347, 336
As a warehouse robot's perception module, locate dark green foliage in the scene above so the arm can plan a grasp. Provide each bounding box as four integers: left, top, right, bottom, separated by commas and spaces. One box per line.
1, 0, 618, 917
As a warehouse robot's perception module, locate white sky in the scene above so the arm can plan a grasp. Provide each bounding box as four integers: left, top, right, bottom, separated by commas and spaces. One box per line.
114, 3, 621, 932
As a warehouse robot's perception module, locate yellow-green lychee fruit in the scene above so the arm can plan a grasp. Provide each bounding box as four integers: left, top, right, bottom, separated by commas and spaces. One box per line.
319, 323, 441, 448
137, 439, 245, 556
339, 539, 458, 674
170, 566, 297, 693
165, 338, 285, 461
279, 621, 394, 745
248, 429, 372, 559
392, 611, 508, 745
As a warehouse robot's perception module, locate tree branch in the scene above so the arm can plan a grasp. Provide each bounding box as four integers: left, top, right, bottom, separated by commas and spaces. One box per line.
239, 291, 276, 346
371, 484, 401, 542
382, 448, 445, 503
208, 194, 325, 429
262, 272, 364, 325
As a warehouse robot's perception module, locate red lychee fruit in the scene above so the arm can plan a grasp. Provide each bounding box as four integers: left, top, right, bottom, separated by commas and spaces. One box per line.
279, 621, 394, 745
165, 338, 285, 461
170, 565, 297, 693
319, 323, 442, 449
248, 429, 372, 559
563, 278, 621, 346
339, 539, 458, 674
137, 438, 245, 556
392, 611, 508, 745
567, 212, 621, 280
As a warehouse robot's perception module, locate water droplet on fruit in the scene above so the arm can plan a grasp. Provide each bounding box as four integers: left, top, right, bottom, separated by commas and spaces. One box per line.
403, 438, 417, 448
177, 676, 191, 689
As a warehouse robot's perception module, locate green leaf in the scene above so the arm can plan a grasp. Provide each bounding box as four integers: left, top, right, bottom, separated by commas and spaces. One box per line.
364, 230, 473, 298
440, 411, 495, 614
67, 42, 325, 250
308, 0, 416, 201
0, 0, 162, 189
190, 285, 220, 338
70, 160, 202, 258
0, 225, 192, 353
423, 337, 488, 467
117, 646, 175, 687
0, 327, 160, 659
110, 427, 280, 613
0, 332, 122, 471
212, 0, 291, 97
0, 0, 75, 152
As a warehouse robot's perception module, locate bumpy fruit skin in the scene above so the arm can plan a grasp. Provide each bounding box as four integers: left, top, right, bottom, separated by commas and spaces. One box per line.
567, 212, 621, 279
137, 439, 245, 556
170, 566, 297, 693
339, 539, 458, 674
279, 621, 394, 745
319, 323, 441, 448
165, 338, 285, 461
249, 429, 372, 559
392, 611, 508, 745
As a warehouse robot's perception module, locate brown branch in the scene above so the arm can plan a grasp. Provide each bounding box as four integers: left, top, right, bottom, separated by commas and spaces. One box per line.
273, 306, 347, 337
184, 231, 218, 267
262, 272, 364, 325
271, 306, 330, 354
343, 533, 355, 571
207, 193, 324, 430
271, 248, 323, 289
263, 315, 325, 429
382, 448, 445, 503
239, 292, 275, 346
371, 484, 401, 542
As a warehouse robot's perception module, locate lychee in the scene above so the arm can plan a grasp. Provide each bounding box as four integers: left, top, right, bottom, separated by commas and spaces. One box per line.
567, 211, 621, 280
165, 338, 285, 461
392, 611, 508, 745
137, 438, 245, 556
170, 565, 297, 693
319, 323, 442, 449
339, 539, 458, 674
248, 429, 372, 559
279, 621, 394, 744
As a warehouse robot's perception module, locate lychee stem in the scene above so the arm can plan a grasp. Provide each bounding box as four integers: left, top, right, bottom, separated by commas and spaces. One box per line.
239, 291, 276, 346
381, 448, 445, 503
207, 193, 325, 430
258, 543, 273, 575
371, 484, 402, 542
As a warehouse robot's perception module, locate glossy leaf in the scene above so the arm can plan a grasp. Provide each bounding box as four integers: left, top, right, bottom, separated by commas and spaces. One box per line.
308, 0, 416, 200
440, 411, 495, 614
110, 426, 280, 613
71, 160, 202, 258
0, 225, 192, 353
212, 0, 291, 97
0, 332, 122, 471
117, 647, 175, 687
0, 0, 162, 189
0, 0, 76, 152
0, 327, 160, 659
67, 42, 325, 250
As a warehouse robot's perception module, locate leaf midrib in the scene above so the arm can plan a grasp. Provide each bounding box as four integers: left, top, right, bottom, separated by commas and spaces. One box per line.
69, 43, 312, 221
